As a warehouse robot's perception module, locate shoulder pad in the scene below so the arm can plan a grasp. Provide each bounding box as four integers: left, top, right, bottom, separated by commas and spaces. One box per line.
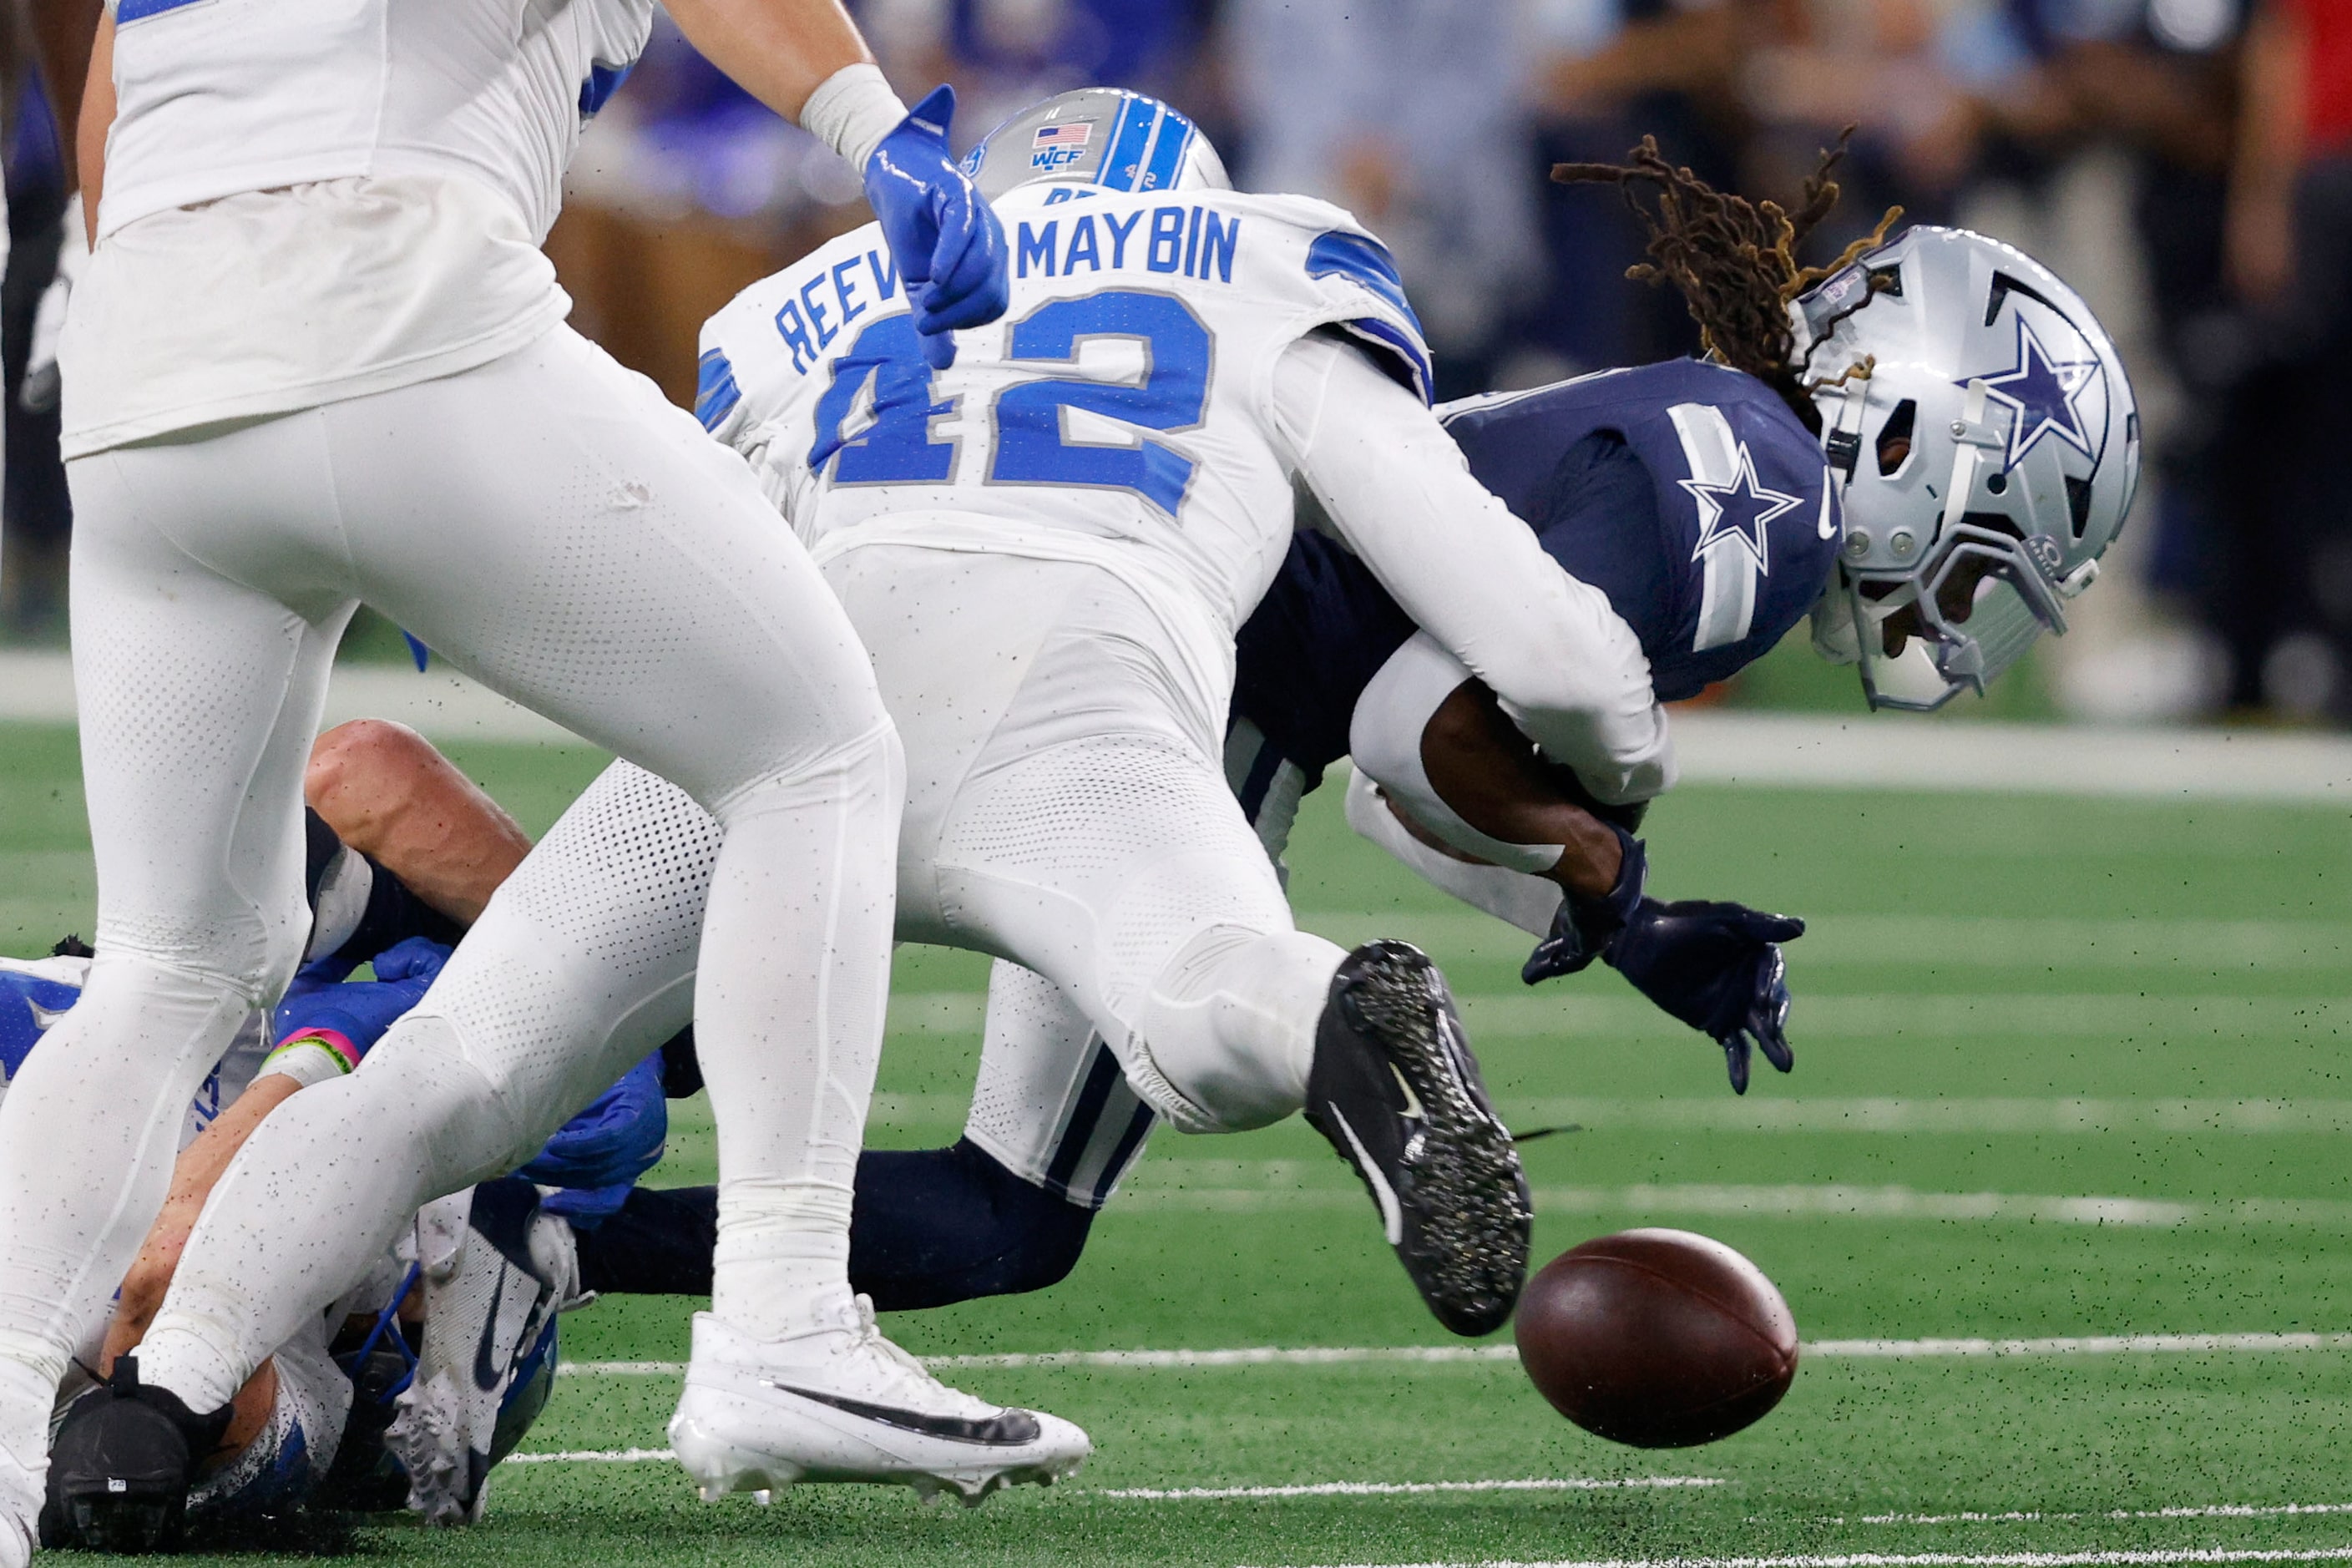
1211, 192, 1434, 402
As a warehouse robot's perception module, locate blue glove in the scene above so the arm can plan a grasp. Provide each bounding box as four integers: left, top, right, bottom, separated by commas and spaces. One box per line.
272, 936, 451, 1059
1606, 899, 1804, 1094
519, 1050, 668, 1225
863, 84, 1008, 370
1521, 823, 1647, 984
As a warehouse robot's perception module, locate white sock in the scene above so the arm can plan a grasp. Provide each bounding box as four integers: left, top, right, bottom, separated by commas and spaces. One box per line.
696, 726, 902, 1344
712, 1179, 858, 1340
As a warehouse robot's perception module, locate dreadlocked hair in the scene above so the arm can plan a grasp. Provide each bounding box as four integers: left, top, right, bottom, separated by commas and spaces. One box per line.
1551, 130, 1901, 433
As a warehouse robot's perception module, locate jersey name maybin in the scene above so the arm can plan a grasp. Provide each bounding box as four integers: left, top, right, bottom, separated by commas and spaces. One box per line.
1234, 358, 1842, 784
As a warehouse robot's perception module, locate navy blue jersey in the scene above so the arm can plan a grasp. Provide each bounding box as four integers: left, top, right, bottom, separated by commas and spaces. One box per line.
1232, 359, 1841, 783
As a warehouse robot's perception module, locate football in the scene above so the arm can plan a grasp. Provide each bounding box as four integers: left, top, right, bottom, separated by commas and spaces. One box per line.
1514, 1228, 1798, 1448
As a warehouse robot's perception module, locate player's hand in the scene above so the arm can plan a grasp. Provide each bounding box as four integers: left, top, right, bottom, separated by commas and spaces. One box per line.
1605, 899, 1803, 1094
1521, 826, 1646, 984
21, 194, 86, 416
863, 84, 1009, 370
272, 936, 452, 1057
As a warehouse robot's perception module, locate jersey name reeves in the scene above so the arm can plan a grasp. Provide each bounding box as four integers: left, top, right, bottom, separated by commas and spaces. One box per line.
697, 185, 1431, 630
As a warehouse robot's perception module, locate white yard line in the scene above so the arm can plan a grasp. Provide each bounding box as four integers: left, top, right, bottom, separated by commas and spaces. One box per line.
1099, 1479, 1720, 1500
1110, 1181, 2352, 1229
1268, 1555, 2352, 1568
1859, 1506, 2352, 1525
1291, 913, 2352, 972
552, 1332, 2352, 1381
1494, 1100, 2352, 1136
861, 1092, 2352, 1136
504, 1447, 677, 1464
885, 990, 2352, 1043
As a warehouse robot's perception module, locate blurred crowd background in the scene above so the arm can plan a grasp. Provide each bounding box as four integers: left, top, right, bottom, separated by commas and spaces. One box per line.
0, 0, 2344, 726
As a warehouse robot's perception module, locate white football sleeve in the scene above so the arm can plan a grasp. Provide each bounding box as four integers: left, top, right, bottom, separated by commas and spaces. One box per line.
1271, 332, 1676, 806
1343, 768, 1563, 938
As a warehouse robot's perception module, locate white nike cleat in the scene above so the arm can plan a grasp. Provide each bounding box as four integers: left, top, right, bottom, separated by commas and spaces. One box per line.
668, 1297, 1090, 1507
0, 1440, 35, 1568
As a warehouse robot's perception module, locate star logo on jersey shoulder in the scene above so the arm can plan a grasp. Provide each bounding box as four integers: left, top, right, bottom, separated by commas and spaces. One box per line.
1968, 317, 2099, 468
1682, 443, 1803, 573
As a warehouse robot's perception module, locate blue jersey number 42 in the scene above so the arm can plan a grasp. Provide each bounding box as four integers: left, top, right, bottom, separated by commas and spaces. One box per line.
807, 288, 1211, 519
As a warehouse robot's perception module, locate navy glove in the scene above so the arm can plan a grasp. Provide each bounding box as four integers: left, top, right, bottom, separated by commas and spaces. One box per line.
1606, 899, 1804, 1094
1521, 823, 1647, 984
272, 935, 451, 1059
863, 84, 1009, 370
519, 1050, 668, 1227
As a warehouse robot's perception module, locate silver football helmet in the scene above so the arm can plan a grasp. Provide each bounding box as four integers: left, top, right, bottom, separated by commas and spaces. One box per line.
962, 88, 1230, 203
1795, 226, 2142, 710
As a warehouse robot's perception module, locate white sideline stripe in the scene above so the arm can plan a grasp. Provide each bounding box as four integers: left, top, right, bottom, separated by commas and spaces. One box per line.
7, 649, 2351, 797
552, 1332, 2352, 1380
1861, 1505, 2352, 1525
0, 650, 583, 743
1672, 710, 2352, 802
1102, 1478, 1722, 1500
505, 1447, 675, 1464
1252, 1553, 2352, 1568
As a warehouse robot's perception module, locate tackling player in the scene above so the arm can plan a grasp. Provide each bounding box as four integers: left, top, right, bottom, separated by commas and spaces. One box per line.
1, 2, 1039, 1559
584, 148, 2141, 1313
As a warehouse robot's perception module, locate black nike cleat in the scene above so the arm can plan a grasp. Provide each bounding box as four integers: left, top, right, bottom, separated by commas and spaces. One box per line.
1304, 940, 1533, 1337
43, 1358, 230, 1555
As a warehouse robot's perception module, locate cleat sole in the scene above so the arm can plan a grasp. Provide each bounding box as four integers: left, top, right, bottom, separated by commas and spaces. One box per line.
1328, 942, 1533, 1337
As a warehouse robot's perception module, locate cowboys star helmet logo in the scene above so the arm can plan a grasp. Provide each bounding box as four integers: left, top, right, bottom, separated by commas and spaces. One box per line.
1681, 443, 1803, 572
1967, 317, 2100, 468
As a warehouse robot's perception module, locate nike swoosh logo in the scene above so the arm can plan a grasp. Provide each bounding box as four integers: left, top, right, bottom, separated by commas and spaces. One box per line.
1388, 1064, 1424, 1122
473, 1267, 510, 1393
1328, 1105, 1404, 1247
766, 1385, 1043, 1447
27, 999, 66, 1031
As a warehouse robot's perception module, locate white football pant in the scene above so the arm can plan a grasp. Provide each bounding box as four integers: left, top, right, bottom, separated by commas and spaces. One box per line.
0, 325, 901, 1444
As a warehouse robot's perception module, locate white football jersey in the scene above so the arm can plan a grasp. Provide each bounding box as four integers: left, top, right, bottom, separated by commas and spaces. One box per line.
697, 184, 1431, 630
100, 0, 654, 242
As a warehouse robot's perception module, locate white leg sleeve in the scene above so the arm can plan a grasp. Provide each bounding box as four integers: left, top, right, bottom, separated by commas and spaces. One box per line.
135, 761, 722, 1408
112, 326, 900, 1412
1343, 767, 1564, 938
0, 438, 348, 1465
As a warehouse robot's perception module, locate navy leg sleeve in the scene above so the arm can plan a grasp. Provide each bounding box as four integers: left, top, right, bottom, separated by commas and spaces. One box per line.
576, 1140, 1095, 1310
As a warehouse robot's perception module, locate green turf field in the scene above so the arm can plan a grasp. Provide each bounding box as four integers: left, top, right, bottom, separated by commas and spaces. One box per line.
7, 719, 2352, 1567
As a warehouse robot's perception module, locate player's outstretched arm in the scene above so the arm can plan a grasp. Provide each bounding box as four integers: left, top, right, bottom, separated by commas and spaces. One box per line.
664, 0, 1006, 364
305, 720, 531, 926
1275, 334, 1672, 807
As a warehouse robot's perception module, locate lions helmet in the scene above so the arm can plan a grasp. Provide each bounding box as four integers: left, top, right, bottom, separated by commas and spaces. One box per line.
1795, 226, 2141, 711
962, 88, 1229, 204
